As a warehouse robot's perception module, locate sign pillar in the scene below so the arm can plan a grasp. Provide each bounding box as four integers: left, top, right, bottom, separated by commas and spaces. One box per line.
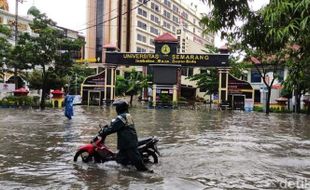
103, 66, 116, 104
218, 68, 229, 104
103, 44, 119, 104
152, 84, 157, 107
173, 85, 177, 103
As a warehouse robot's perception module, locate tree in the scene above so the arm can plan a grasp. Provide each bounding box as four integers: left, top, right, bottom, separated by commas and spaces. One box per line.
115, 75, 128, 97
262, 0, 310, 113
0, 24, 11, 81
202, 0, 310, 114
115, 69, 149, 106
17, 8, 84, 109
188, 44, 248, 105
188, 68, 218, 102
281, 45, 309, 113
250, 54, 284, 114
66, 64, 96, 95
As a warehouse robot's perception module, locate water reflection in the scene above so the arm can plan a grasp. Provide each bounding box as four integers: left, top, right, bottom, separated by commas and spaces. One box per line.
0, 106, 310, 189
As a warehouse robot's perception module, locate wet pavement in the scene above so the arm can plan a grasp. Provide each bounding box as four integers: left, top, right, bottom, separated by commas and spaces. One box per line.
0, 106, 310, 189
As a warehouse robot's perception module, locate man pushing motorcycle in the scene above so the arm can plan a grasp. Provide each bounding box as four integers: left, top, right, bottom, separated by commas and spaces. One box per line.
97, 99, 153, 173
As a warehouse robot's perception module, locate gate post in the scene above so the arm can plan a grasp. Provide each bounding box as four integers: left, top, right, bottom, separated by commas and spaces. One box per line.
173, 85, 178, 103
103, 66, 116, 103
103, 44, 119, 104
152, 84, 157, 107
218, 68, 229, 104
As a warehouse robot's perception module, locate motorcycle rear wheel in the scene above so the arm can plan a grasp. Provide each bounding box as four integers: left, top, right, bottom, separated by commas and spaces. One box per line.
142, 150, 158, 164
73, 150, 92, 163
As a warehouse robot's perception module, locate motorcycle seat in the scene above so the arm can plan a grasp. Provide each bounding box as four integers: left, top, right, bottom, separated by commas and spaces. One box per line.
138, 137, 153, 146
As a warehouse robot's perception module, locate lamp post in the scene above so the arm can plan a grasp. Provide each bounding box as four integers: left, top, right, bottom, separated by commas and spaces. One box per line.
14, 0, 23, 89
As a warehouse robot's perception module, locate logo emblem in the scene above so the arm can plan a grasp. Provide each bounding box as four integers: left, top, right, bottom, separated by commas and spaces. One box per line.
161, 44, 170, 55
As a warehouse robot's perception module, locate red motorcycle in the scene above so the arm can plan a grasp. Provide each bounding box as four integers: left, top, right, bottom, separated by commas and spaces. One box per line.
73, 125, 160, 164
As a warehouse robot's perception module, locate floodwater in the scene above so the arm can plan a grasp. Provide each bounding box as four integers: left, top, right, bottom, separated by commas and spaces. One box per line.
0, 106, 310, 190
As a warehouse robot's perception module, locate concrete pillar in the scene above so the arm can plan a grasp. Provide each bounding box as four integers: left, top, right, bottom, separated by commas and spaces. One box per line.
104, 66, 116, 103
152, 84, 157, 107
218, 68, 229, 104
173, 85, 177, 103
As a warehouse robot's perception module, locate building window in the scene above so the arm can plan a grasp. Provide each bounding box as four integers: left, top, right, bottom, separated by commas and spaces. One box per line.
254, 90, 261, 103
163, 21, 171, 30
150, 26, 159, 35
151, 2, 160, 12
184, 22, 188, 29
251, 70, 262, 83
164, 0, 171, 8
172, 15, 179, 24
164, 10, 171, 19
137, 33, 147, 43
181, 68, 193, 76
137, 20, 147, 30
137, 47, 147, 52
138, 8, 147, 18
150, 39, 155, 45
188, 68, 193, 76
173, 4, 179, 13
278, 69, 284, 82
138, 0, 148, 4
172, 26, 176, 32
151, 14, 160, 24
181, 12, 188, 20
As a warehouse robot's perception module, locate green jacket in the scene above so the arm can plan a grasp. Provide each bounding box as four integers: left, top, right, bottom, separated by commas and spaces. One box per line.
102, 113, 138, 150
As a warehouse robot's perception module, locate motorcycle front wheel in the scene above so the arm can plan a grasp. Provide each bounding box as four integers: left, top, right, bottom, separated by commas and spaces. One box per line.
142, 150, 158, 164
73, 150, 92, 163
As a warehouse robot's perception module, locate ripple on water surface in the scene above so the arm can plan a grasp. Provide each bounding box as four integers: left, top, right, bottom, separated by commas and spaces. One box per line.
0, 107, 310, 189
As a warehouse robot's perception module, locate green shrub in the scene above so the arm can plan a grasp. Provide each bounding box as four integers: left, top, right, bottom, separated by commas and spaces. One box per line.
0, 95, 38, 107
253, 106, 263, 112
159, 94, 171, 103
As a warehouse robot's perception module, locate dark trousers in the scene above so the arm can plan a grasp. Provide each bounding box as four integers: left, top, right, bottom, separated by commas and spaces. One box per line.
117, 148, 148, 171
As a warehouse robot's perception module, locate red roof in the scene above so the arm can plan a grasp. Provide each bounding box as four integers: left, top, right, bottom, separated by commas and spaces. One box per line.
250, 56, 261, 64
51, 89, 64, 95
276, 97, 288, 102
13, 87, 29, 93
154, 33, 178, 43
272, 84, 282, 89
219, 45, 228, 50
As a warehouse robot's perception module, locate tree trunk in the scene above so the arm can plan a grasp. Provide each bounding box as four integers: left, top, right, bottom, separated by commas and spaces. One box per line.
130, 94, 133, 106
265, 87, 272, 115
294, 87, 301, 113
14, 67, 18, 89
40, 84, 47, 110
40, 67, 47, 110
296, 93, 301, 113
287, 98, 290, 111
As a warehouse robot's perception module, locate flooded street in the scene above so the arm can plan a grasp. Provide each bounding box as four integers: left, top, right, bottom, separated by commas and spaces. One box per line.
0, 106, 310, 189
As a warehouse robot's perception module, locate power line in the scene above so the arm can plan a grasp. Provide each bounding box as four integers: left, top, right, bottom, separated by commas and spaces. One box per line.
77, 1, 128, 29
78, 0, 151, 32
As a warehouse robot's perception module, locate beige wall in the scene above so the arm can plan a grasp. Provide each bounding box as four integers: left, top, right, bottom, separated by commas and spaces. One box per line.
86, 0, 97, 59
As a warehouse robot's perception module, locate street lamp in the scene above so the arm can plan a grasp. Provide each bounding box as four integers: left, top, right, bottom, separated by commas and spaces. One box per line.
14, 0, 24, 89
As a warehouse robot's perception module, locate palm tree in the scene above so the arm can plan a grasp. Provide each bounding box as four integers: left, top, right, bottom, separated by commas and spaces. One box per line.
115, 69, 149, 106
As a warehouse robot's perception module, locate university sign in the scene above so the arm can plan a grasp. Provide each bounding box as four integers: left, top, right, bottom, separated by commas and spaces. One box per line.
100, 33, 231, 106
106, 52, 229, 67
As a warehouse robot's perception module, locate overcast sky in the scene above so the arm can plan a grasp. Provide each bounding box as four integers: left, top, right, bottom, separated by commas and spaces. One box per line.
7, 0, 268, 47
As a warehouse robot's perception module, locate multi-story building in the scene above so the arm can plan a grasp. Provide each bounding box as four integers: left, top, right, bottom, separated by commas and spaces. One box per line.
0, 4, 85, 89
86, 0, 214, 100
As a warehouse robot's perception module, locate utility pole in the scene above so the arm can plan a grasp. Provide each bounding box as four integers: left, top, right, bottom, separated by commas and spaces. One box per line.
14, 0, 22, 89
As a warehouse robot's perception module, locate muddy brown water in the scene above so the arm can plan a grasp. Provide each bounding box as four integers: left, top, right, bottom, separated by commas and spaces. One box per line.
0, 106, 310, 189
